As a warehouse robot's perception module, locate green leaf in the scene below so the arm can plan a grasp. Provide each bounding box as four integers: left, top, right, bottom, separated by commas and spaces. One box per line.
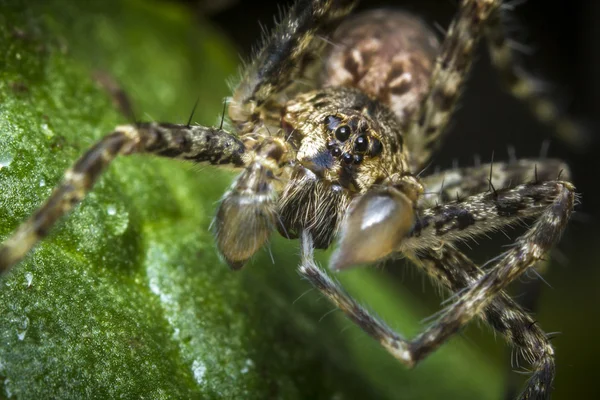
0, 0, 501, 398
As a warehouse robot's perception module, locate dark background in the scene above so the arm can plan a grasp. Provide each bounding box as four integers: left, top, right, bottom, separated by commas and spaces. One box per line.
188, 1, 599, 398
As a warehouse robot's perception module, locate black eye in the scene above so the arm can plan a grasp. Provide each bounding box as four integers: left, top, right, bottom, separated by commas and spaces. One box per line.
335, 125, 351, 142
353, 154, 363, 164
369, 138, 383, 157
342, 153, 353, 164
354, 135, 369, 153
331, 147, 341, 157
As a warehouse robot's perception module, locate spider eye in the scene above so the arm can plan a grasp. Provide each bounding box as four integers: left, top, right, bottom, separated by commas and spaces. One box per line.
335, 125, 351, 141
342, 152, 353, 164
369, 138, 383, 157
354, 135, 369, 153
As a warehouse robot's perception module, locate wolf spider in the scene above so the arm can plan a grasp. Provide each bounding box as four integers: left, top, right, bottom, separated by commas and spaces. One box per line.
0, 0, 580, 399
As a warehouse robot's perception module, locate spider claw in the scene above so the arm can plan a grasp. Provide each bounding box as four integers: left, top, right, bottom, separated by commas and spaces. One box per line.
330, 187, 415, 271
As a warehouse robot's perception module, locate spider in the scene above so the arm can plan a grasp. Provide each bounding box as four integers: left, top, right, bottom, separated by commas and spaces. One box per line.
0, 0, 581, 398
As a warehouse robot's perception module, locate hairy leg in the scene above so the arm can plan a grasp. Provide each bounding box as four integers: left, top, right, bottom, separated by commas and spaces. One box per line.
328, 158, 569, 271
406, 179, 573, 375
229, 0, 358, 130
300, 176, 573, 399
484, 4, 589, 149
299, 233, 414, 364
420, 158, 569, 207
405, 0, 501, 170
0, 123, 245, 273
403, 180, 570, 252
419, 159, 567, 396
406, 245, 555, 400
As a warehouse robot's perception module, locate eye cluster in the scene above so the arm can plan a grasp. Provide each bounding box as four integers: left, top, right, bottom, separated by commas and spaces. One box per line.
323, 115, 383, 166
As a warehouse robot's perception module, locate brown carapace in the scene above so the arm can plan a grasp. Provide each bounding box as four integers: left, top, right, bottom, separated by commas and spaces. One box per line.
0, 1, 584, 399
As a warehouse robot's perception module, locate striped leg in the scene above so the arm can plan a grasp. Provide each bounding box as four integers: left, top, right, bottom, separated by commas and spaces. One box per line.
420, 158, 569, 207
404, 178, 571, 251
229, 0, 358, 129
418, 159, 568, 397
485, 5, 589, 149
0, 122, 245, 273
299, 233, 414, 365
405, 180, 573, 398
301, 177, 573, 399
407, 245, 555, 400
405, 0, 501, 170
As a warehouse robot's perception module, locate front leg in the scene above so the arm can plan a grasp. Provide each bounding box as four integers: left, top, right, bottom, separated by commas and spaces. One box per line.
301, 178, 573, 399
404, 180, 571, 252
0, 122, 245, 273
407, 245, 556, 400
420, 158, 569, 207
299, 233, 415, 365
414, 160, 568, 397
406, 180, 573, 398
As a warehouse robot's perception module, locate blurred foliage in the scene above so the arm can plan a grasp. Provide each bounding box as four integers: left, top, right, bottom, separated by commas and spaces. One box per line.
0, 0, 508, 398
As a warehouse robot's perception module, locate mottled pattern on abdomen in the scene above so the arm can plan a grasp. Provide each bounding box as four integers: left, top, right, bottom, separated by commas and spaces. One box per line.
321, 9, 439, 126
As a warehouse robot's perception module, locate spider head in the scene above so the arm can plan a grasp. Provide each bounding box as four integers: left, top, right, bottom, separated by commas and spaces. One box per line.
279, 87, 418, 260
282, 87, 408, 192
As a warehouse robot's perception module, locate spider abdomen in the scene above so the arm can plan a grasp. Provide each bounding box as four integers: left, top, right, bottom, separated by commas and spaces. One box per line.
321, 9, 439, 126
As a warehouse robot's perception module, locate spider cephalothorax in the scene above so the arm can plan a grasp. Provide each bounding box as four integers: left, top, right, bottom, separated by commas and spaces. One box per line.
283, 88, 408, 188
278, 87, 421, 259
0, 1, 583, 399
